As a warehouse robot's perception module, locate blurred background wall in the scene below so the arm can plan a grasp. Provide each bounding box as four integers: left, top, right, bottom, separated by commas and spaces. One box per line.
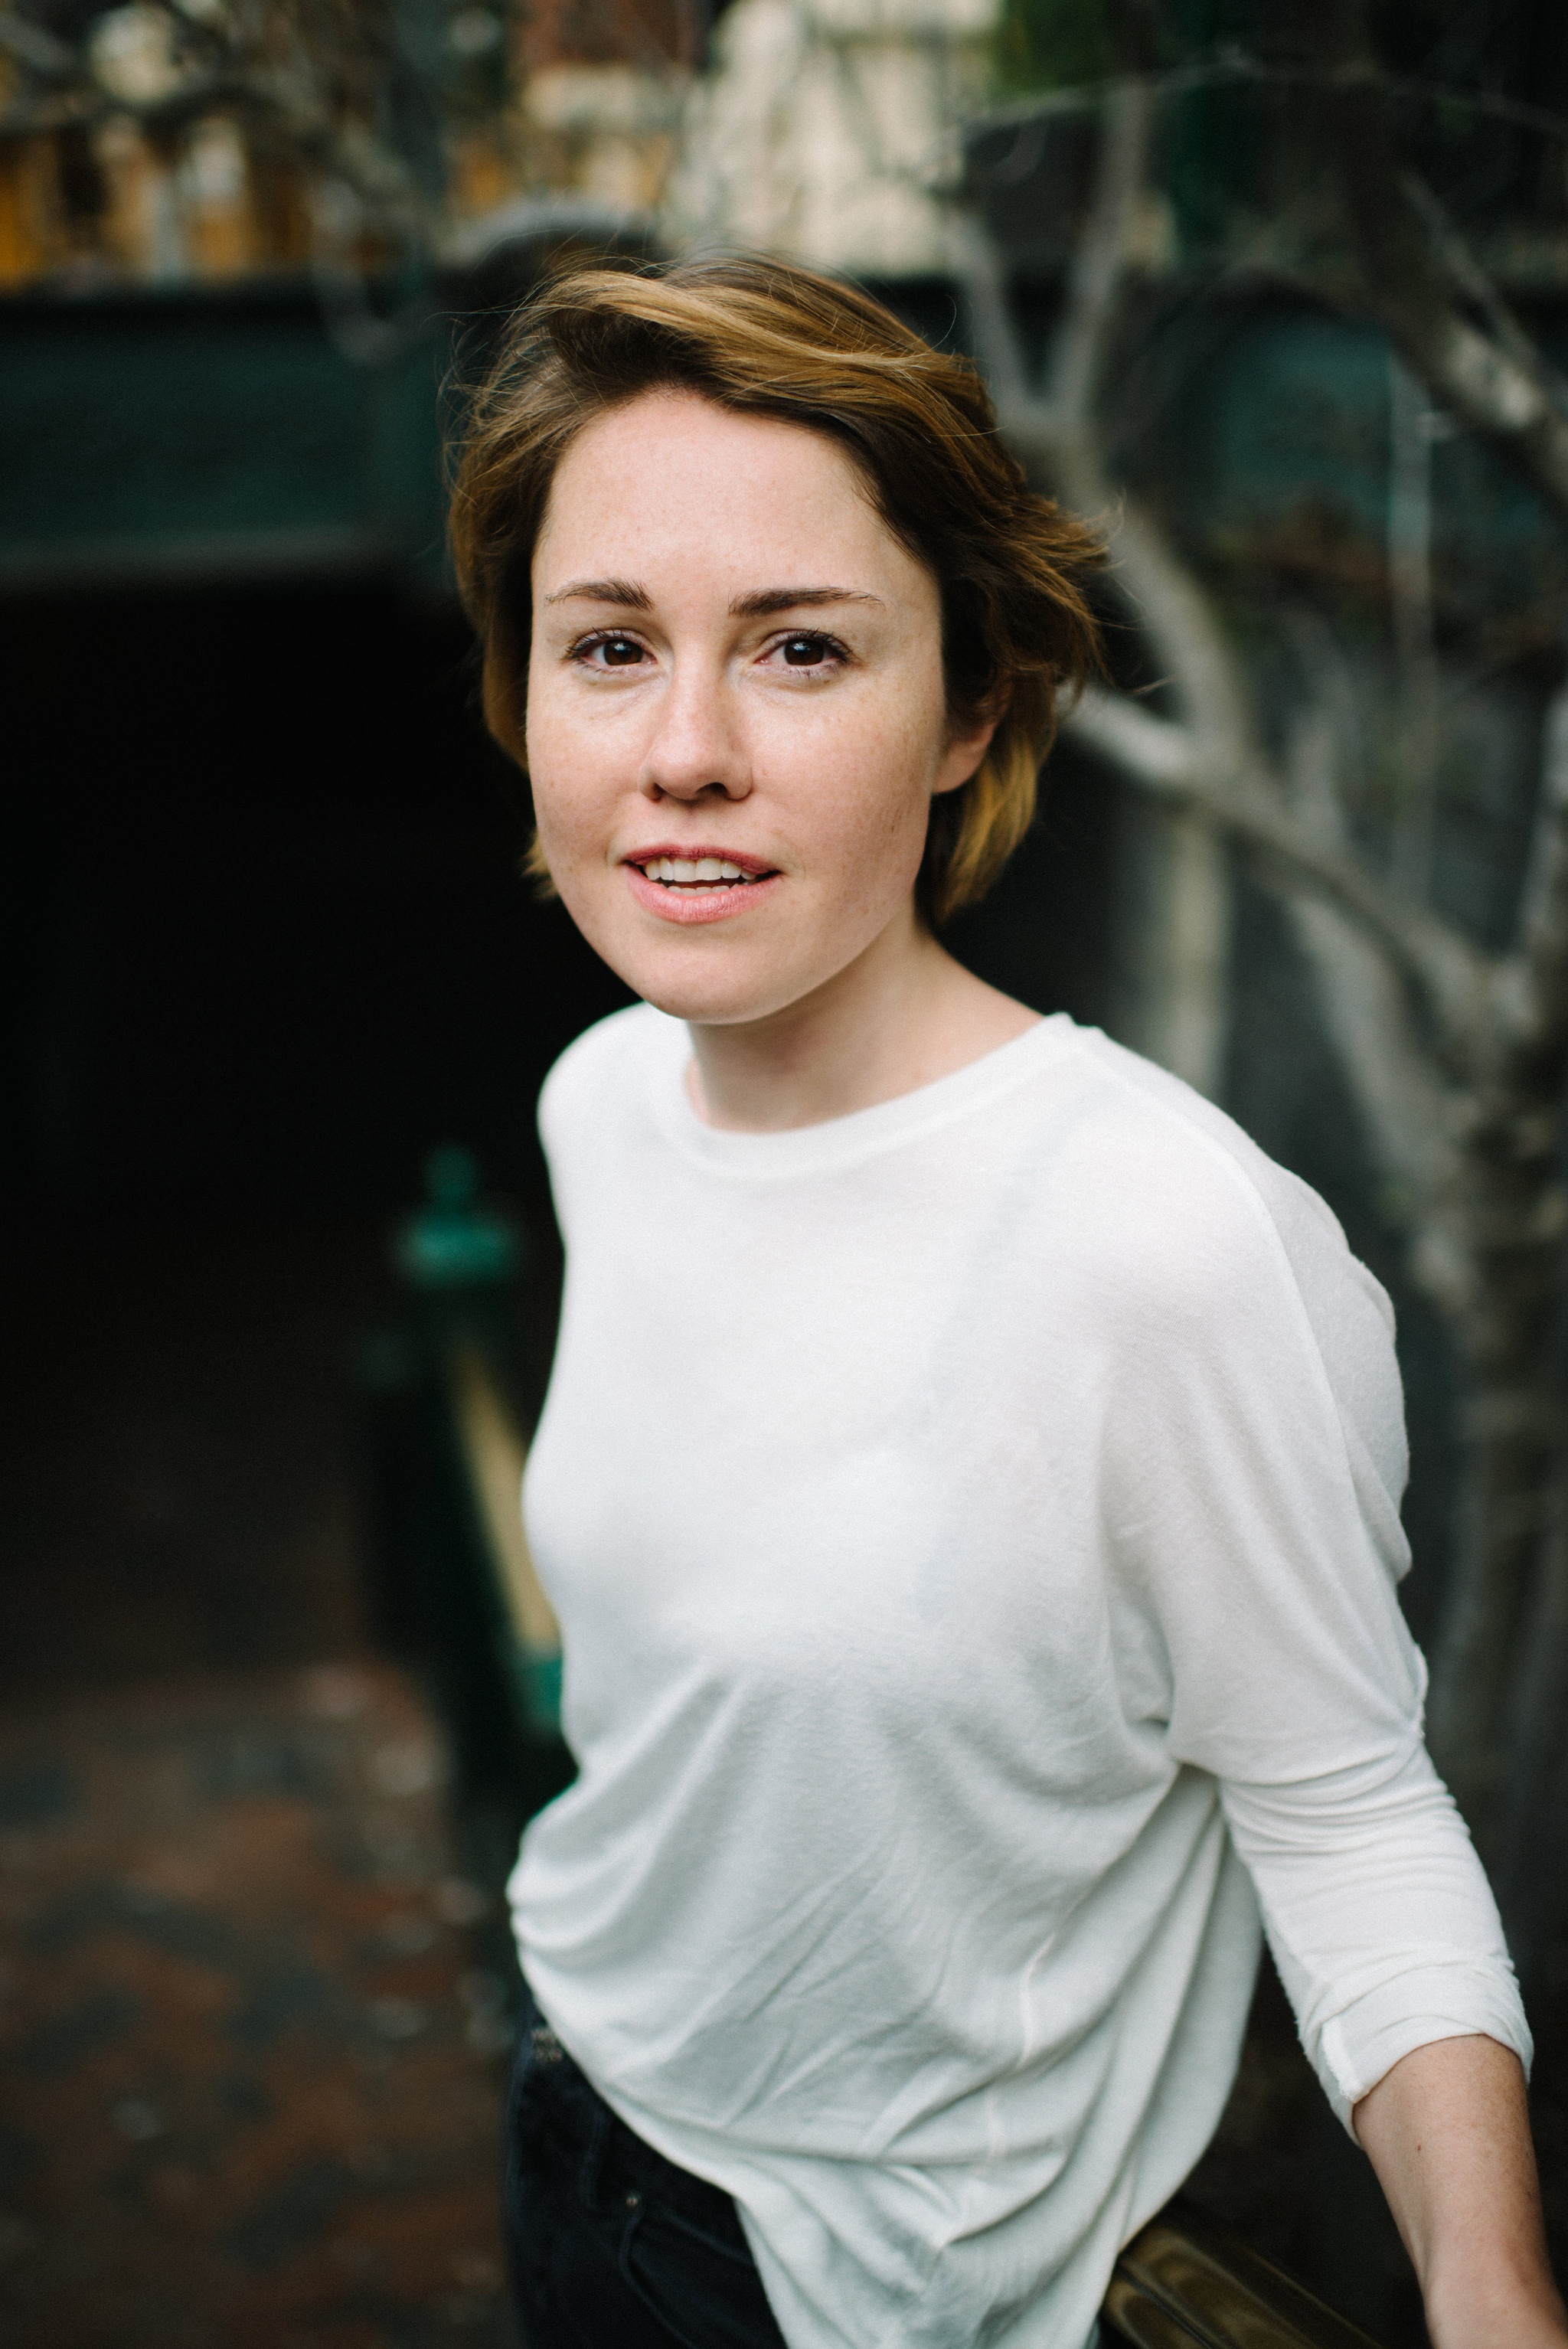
3, 3, 1568, 2344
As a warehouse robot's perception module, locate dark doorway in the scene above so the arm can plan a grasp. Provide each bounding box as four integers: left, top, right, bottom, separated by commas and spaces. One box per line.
3, 577, 1117, 1694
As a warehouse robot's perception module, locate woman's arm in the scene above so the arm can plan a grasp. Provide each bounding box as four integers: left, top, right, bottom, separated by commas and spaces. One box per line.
1354, 2034, 1568, 2349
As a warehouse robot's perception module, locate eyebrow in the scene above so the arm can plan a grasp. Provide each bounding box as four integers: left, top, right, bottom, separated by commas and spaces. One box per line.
541, 580, 884, 616
729, 586, 885, 618
543, 577, 650, 608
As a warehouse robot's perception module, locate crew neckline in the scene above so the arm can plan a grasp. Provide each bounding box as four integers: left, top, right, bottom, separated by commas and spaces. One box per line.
640, 1005, 1080, 1178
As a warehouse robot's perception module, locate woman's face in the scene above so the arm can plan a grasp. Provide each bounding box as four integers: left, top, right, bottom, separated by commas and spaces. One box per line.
525, 389, 995, 1027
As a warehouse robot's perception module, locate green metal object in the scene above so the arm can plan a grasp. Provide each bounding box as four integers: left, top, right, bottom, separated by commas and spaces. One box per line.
395, 1145, 522, 1289
505, 1645, 565, 1742
362, 1155, 569, 1825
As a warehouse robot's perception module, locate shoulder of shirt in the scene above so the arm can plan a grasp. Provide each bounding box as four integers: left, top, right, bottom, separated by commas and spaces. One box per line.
1050, 1026, 1409, 1544
1047, 1024, 1393, 1341
537, 1001, 679, 1159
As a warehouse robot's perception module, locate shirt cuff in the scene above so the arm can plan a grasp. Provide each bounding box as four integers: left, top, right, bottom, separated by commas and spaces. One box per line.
1310, 1965, 1534, 2135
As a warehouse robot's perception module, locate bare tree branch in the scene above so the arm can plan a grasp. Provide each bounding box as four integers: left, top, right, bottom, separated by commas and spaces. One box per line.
0, 11, 74, 76
965, 57, 1568, 158
1062, 684, 1189, 787
1046, 77, 1151, 432
1400, 176, 1552, 396
962, 83, 1256, 777
1496, 684, 1568, 1069
1308, 0, 1568, 534
962, 77, 1236, 1092
958, 76, 1495, 1071
950, 214, 1031, 413
1289, 897, 1455, 1227
1064, 684, 1491, 1046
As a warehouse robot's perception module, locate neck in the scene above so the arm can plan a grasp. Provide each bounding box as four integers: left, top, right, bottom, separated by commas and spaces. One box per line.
685, 903, 1040, 1134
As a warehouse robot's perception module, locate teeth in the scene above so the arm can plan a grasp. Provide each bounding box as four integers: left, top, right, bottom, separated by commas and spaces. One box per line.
642, 857, 756, 884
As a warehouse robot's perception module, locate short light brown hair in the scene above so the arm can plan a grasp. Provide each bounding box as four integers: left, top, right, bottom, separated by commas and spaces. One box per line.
449, 254, 1105, 925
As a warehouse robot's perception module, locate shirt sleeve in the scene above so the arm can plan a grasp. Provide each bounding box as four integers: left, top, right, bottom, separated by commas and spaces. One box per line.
1094, 1114, 1531, 2132
1221, 1747, 1529, 2131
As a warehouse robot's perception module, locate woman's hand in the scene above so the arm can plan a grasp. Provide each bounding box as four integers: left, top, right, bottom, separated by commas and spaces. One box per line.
1354, 2034, 1568, 2348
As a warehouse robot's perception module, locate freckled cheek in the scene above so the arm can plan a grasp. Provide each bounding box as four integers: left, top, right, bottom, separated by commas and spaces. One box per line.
787, 783, 928, 931
807, 717, 939, 860
525, 703, 630, 872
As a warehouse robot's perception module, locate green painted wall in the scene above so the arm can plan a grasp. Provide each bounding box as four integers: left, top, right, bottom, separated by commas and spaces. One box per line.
0, 286, 448, 593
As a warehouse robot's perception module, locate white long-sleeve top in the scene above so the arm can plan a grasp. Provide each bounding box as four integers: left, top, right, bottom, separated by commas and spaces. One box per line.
509, 1005, 1528, 2349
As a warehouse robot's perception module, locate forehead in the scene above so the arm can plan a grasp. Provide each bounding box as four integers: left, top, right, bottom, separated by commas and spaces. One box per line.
532, 389, 923, 596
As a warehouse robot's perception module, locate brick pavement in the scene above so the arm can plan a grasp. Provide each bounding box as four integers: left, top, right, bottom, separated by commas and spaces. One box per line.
0, 1659, 519, 2349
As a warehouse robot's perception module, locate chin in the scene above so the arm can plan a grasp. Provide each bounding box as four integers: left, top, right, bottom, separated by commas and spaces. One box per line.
572, 884, 877, 1029
612, 936, 805, 1028
632, 969, 791, 1027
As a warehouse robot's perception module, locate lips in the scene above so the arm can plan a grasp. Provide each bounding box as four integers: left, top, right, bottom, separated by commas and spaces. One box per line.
621, 846, 782, 926
623, 845, 777, 882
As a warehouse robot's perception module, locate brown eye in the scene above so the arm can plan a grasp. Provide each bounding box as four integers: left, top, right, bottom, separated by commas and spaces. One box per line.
781, 634, 828, 667
600, 637, 643, 666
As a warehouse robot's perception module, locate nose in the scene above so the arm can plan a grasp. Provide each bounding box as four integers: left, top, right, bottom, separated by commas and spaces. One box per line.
638, 658, 751, 805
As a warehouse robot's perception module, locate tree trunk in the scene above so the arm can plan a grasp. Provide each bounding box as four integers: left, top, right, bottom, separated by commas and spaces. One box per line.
1112, 801, 1231, 1099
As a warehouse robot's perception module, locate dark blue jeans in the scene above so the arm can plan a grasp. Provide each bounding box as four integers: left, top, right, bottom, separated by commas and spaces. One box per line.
504, 1984, 791, 2349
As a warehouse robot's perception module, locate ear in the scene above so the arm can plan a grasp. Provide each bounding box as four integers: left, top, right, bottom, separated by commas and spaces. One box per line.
933, 688, 1010, 797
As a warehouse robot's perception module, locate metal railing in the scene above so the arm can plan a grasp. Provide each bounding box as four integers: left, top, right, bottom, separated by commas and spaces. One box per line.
1106, 2204, 1383, 2347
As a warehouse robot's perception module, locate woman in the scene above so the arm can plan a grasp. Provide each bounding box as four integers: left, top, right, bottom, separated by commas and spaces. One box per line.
449, 256, 1564, 2349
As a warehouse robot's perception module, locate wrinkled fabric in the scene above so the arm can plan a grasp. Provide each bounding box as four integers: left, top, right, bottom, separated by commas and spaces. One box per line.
510, 1006, 1527, 2349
